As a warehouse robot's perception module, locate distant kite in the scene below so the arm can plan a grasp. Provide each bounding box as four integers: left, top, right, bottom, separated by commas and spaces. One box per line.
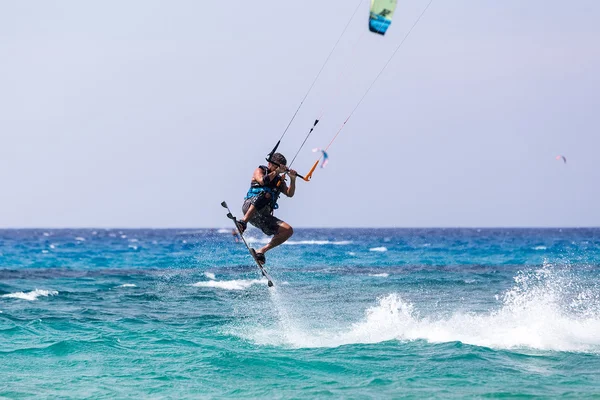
312, 148, 329, 168
369, 0, 398, 35
556, 155, 567, 164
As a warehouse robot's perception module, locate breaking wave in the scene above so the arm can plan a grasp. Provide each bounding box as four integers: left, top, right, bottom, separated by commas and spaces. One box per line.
243, 265, 600, 352
2, 289, 59, 301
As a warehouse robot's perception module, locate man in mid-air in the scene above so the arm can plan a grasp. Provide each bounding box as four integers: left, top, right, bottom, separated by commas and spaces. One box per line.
236, 153, 297, 264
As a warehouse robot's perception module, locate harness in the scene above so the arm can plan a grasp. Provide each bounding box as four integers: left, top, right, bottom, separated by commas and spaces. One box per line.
244, 166, 282, 210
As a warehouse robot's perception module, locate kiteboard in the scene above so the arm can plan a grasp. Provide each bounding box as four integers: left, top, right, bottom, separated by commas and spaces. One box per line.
221, 201, 274, 287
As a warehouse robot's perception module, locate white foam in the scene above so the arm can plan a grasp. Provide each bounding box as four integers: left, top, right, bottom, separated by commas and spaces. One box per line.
368, 273, 389, 278
217, 228, 230, 234
75, 237, 86, 242
117, 284, 137, 288
43, 232, 50, 237
533, 246, 547, 250
244, 237, 272, 244
244, 266, 600, 352
244, 237, 351, 246
204, 272, 216, 280
369, 246, 388, 252
285, 240, 352, 245
2, 289, 58, 301
192, 278, 267, 290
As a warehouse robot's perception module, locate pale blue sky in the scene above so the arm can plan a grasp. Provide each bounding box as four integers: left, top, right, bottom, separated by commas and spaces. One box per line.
0, 0, 598, 228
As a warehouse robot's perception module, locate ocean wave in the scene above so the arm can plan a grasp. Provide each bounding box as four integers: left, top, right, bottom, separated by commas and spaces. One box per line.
369, 247, 388, 252
244, 237, 270, 245
176, 230, 206, 235
117, 284, 137, 288
368, 273, 389, 278
3, 337, 125, 356
2, 289, 58, 301
204, 272, 216, 280
217, 228, 230, 234
192, 278, 267, 290
247, 266, 600, 353
244, 237, 351, 246
288, 240, 352, 245
533, 246, 547, 250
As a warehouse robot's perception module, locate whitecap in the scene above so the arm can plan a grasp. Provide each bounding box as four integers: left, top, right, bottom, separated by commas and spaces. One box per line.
533, 246, 547, 250
2, 289, 58, 301
177, 230, 205, 235
217, 228, 230, 234
284, 240, 352, 246
204, 272, 216, 280
75, 237, 86, 242
368, 273, 389, 278
192, 278, 267, 290
117, 284, 136, 288
245, 237, 271, 245
369, 246, 388, 252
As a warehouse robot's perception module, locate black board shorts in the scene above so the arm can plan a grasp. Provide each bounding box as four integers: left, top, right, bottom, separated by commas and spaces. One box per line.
242, 198, 282, 236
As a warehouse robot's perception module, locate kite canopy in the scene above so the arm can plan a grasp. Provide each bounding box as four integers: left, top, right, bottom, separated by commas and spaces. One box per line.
369, 0, 398, 35
556, 155, 567, 164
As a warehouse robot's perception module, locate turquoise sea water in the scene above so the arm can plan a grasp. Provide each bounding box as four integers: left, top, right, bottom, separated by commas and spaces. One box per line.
1, 228, 599, 398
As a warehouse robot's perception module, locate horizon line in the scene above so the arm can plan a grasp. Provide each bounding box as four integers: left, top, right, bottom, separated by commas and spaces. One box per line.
0, 226, 598, 230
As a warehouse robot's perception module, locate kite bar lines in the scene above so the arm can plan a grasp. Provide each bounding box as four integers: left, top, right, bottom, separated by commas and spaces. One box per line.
267, 0, 433, 183
276, 0, 365, 145
303, 0, 434, 182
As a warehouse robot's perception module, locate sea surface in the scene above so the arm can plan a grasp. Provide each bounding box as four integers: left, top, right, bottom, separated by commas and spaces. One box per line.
1, 228, 599, 398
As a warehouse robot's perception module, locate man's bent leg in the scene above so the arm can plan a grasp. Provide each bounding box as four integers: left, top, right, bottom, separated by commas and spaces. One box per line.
259, 222, 293, 254
241, 193, 272, 228
241, 204, 256, 225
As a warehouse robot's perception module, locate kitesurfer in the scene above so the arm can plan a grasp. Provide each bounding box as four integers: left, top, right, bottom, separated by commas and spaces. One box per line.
236, 153, 297, 264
